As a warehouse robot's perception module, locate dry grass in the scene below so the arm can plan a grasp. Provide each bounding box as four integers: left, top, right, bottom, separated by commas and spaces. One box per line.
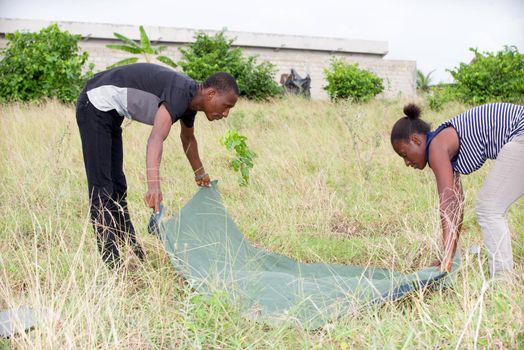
0, 97, 522, 349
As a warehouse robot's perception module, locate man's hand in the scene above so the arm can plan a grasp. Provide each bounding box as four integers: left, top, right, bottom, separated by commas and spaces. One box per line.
144, 187, 163, 213
195, 172, 211, 187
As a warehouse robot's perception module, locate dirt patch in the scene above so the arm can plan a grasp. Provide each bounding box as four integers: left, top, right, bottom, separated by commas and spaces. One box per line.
330, 213, 362, 237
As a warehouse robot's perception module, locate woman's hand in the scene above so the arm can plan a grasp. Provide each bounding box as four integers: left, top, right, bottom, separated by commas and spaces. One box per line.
439, 256, 453, 272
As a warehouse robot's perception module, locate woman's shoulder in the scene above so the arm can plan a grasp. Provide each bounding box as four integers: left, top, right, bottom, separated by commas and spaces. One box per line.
432, 127, 460, 158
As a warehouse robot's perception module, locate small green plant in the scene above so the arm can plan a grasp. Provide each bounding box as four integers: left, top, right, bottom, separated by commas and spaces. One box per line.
449, 46, 524, 104
220, 129, 256, 186
0, 24, 93, 103
323, 57, 384, 102
106, 25, 177, 69
178, 31, 282, 100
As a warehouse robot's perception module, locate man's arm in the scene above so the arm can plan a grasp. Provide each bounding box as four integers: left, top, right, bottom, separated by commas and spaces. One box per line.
430, 148, 464, 272
180, 121, 210, 187
144, 104, 172, 213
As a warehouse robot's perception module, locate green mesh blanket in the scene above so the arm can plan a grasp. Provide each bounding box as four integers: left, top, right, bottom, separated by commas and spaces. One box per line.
157, 182, 458, 329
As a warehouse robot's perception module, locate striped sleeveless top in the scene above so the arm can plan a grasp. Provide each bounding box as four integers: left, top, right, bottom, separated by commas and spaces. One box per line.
426, 103, 524, 175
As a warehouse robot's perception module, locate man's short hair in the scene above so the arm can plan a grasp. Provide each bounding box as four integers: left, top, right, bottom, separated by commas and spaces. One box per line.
203, 72, 240, 95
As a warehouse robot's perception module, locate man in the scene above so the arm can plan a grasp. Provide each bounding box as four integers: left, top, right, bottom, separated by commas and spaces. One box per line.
75, 63, 239, 267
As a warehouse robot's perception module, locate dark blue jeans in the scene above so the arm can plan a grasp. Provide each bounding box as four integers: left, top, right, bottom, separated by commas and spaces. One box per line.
76, 91, 145, 267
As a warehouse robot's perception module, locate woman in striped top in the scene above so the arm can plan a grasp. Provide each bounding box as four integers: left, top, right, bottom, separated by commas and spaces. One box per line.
390, 103, 524, 277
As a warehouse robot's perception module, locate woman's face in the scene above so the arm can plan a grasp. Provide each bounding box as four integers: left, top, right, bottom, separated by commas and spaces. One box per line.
392, 133, 427, 170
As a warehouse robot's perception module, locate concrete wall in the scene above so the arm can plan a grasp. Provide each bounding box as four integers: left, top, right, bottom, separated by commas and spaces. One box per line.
0, 18, 416, 99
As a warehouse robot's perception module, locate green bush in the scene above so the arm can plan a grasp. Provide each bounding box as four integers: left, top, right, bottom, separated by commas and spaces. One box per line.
0, 24, 93, 103
427, 84, 459, 111
323, 58, 383, 102
449, 46, 524, 104
178, 31, 282, 100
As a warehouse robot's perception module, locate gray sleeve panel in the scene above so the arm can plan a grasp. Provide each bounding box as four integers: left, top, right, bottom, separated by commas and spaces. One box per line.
127, 88, 161, 125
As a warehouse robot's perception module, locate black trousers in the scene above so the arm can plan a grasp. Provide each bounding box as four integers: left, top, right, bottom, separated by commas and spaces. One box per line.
75, 91, 145, 267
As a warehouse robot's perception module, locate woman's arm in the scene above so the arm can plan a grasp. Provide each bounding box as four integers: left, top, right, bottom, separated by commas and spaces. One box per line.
441, 172, 464, 271
430, 147, 464, 272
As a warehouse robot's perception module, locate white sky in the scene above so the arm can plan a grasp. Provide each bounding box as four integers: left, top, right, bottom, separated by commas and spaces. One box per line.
1, 0, 523, 83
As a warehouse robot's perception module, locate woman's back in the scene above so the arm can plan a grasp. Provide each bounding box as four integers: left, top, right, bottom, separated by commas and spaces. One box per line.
438, 103, 524, 174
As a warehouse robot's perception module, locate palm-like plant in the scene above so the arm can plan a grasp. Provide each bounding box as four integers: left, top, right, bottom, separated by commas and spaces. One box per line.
416, 69, 435, 93
106, 26, 177, 69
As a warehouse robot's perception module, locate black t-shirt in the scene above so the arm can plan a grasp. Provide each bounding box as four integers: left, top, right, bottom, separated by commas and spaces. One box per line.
85, 63, 198, 127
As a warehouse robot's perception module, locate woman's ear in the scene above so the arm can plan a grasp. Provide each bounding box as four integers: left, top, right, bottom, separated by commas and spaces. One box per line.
411, 133, 424, 146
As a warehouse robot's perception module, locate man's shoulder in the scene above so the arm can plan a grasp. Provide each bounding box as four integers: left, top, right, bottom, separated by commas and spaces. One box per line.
170, 71, 197, 89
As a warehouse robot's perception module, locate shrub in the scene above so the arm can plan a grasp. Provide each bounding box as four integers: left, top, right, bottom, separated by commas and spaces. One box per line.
178, 31, 282, 100
323, 58, 383, 102
427, 84, 459, 111
0, 24, 93, 103
449, 46, 524, 104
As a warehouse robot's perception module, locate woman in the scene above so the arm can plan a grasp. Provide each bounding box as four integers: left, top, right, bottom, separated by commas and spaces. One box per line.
390, 103, 524, 277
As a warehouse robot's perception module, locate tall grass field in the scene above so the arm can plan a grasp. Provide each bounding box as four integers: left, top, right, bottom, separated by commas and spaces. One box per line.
1, 97, 522, 349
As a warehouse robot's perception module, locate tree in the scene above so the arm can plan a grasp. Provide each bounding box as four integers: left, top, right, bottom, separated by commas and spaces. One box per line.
416, 69, 434, 93
106, 25, 177, 69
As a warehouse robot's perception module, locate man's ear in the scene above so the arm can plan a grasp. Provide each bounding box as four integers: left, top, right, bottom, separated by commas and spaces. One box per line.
206, 88, 216, 100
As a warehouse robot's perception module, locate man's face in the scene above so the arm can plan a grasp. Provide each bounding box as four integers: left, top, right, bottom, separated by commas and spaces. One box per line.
203, 89, 238, 121
392, 134, 427, 170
